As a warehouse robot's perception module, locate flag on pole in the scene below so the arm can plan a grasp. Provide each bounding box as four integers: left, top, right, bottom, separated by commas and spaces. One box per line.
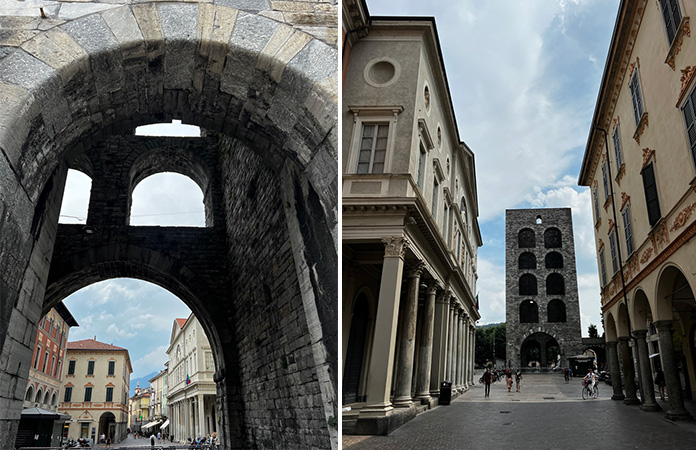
475, 293, 479, 309
186, 373, 191, 385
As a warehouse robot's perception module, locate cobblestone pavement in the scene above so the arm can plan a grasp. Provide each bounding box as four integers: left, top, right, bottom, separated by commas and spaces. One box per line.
342, 373, 696, 450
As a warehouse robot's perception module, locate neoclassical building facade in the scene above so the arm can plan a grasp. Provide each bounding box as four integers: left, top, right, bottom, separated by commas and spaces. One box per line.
579, 0, 696, 419
342, 5, 482, 435
166, 315, 217, 441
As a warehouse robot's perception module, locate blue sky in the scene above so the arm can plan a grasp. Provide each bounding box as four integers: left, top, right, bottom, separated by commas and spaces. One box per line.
367, 0, 620, 334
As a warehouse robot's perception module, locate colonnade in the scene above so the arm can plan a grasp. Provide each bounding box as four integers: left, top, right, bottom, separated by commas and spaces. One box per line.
361, 237, 477, 414
168, 394, 214, 442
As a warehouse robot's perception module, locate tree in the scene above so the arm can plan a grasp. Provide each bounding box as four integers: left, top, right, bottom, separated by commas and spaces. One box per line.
588, 323, 598, 338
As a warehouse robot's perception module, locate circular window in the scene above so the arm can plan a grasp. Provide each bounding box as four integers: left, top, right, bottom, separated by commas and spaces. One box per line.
364, 58, 401, 87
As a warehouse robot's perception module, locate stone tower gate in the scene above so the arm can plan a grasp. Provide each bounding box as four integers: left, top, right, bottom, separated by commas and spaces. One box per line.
505, 208, 582, 370
0, 1, 338, 449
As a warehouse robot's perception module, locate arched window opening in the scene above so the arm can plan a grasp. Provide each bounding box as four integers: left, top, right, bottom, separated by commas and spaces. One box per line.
545, 252, 563, 269
536, 215, 542, 224
544, 227, 562, 248
518, 252, 536, 270
35, 389, 42, 404
43, 391, 50, 405
546, 273, 565, 295
52, 392, 57, 406
25, 386, 33, 402
518, 228, 535, 248
130, 173, 205, 226
135, 120, 202, 137
520, 300, 539, 323
548, 299, 567, 322
59, 169, 92, 224
519, 274, 538, 296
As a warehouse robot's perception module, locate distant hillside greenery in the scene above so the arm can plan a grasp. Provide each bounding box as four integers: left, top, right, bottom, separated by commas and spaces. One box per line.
475, 323, 506, 367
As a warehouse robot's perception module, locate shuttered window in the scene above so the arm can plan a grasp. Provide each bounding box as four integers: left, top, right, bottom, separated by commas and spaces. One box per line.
602, 161, 609, 200
432, 177, 439, 224
613, 125, 623, 167
622, 206, 635, 256
64, 386, 72, 402
681, 84, 696, 171
106, 386, 113, 402
660, 0, 682, 44
357, 123, 388, 174
609, 231, 618, 275
630, 71, 645, 127
417, 143, 427, 189
599, 249, 607, 287
84, 386, 92, 402
641, 162, 661, 227
87, 360, 95, 375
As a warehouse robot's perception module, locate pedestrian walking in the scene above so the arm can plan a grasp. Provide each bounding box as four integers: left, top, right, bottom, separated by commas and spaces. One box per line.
483, 367, 493, 398
157, 432, 161, 443
506, 368, 513, 392
515, 369, 522, 392
655, 368, 666, 400
150, 433, 156, 448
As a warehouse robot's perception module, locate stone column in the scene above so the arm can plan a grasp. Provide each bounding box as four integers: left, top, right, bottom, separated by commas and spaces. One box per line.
198, 395, 206, 438
415, 283, 438, 404
457, 312, 464, 390
461, 314, 468, 389
632, 330, 660, 411
469, 325, 475, 385
429, 289, 451, 396
363, 237, 408, 412
393, 263, 423, 407
618, 337, 640, 405
446, 301, 456, 382
606, 340, 625, 400
453, 308, 461, 389
654, 321, 693, 420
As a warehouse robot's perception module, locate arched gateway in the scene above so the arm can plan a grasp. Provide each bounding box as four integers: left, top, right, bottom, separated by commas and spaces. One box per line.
0, 2, 338, 449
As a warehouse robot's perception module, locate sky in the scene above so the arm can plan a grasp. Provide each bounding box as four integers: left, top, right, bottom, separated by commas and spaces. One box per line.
59, 121, 204, 380
56, 0, 621, 378
366, 0, 620, 334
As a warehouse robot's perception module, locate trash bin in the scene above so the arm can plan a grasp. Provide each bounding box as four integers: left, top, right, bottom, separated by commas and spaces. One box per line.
439, 380, 452, 405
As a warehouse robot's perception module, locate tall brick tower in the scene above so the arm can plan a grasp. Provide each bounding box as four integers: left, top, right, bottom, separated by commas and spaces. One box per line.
505, 208, 582, 369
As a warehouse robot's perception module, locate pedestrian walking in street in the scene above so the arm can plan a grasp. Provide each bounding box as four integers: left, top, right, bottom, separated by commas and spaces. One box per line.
150, 433, 156, 448
506, 368, 513, 392
157, 432, 162, 443
515, 369, 522, 392
483, 367, 493, 398
655, 368, 666, 400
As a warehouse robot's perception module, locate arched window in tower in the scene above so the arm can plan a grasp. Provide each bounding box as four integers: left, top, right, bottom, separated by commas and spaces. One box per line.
519, 274, 538, 295
518, 252, 536, 270
520, 300, 539, 323
548, 299, 567, 322
536, 215, 542, 224
544, 227, 562, 248
518, 228, 535, 248
546, 273, 565, 295
545, 251, 563, 269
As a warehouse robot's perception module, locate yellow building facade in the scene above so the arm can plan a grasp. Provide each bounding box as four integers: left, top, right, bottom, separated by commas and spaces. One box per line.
580, 0, 696, 419
59, 338, 132, 442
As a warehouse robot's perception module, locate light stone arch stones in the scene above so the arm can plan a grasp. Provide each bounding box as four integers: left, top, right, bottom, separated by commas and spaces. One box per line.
0, 1, 338, 449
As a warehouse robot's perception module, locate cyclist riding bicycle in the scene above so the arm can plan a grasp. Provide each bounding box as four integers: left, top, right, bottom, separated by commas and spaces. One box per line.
583, 367, 597, 391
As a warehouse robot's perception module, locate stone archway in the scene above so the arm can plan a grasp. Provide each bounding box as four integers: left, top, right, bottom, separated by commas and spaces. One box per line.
521, 332, 560, 368
0, 2, 338, 449
99, 412, 116, 442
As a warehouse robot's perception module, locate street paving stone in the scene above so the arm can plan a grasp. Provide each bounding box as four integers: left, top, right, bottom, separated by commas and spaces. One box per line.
342, 373, 696, 450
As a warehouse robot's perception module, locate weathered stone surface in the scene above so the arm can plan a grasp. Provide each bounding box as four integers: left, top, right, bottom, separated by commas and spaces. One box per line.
159, 3, 198, 90
101, 7, 146, 60
215, 0, 271, 12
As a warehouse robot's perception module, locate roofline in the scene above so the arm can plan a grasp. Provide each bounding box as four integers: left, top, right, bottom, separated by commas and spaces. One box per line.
54, 302, 79, 327
578, 0, 628, 186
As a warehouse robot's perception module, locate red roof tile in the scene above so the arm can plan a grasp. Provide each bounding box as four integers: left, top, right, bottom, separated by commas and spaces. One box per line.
175, 318, 187, 328
67, 338, 127, 351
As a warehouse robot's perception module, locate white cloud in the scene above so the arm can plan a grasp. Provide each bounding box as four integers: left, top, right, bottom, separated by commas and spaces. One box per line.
476, 258, 506, 324
131, 345, 170, 377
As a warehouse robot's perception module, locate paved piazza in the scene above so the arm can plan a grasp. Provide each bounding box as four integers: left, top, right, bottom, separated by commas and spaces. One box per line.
342, 373, 696, 449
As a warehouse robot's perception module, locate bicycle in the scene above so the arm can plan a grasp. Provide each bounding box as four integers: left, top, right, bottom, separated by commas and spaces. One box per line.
582, 380, 599, 399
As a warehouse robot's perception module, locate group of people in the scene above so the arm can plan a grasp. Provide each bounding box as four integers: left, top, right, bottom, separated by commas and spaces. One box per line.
480, 367, 523, 397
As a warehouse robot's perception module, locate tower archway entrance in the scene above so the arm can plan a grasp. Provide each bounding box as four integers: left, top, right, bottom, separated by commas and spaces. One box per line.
521, 333, 560, 368
0, 2, 338, 449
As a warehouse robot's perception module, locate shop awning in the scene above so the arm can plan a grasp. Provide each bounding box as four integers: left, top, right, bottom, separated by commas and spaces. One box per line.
161, 419, 170, 429
21, 407, 71, 421
649, 353, 660, 359
142, 420, 161, 429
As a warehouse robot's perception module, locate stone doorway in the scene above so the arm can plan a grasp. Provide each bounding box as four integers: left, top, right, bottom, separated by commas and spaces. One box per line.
521, 333, 560, 368
0, 2, 338, 449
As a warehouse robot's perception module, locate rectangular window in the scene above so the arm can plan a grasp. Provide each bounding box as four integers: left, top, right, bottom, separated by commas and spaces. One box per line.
681, 84, 696, 170
641, 162, 662, 227
593, 188, 600, 219
56, 360, 62, 379
443, 205, 449, 244
432, 177, 439, 224
416, 143, 427, 189
50, 356, 56, 378
64, 386, 72, 402
87, 360, 95, 375
622, 206, 635, 256
613, 125, 623, 167
599, 249, 607, 287
205, 351, 214, 371
630, 71, 645, 127
34, 346, 41, 369
106, 386, 114, 402
84, 386, 92, 402
602, 161, 609, 200
68, 360, 75, 375
357, 123, 388, 174
108, 360, 115, 376
42, 349, 49, 373
660, 0, 682, 44
609, 231, 618, 275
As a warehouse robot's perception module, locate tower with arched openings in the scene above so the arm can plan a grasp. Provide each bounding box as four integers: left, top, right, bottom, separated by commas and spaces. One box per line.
505, 208, 582, 370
